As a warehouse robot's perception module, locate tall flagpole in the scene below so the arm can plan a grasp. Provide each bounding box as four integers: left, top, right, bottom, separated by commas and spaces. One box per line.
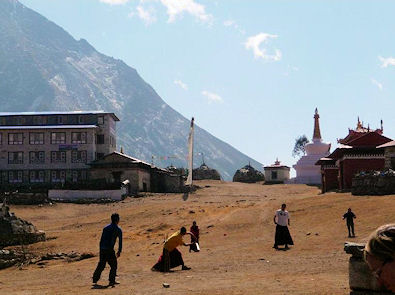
186, 117, 194, 186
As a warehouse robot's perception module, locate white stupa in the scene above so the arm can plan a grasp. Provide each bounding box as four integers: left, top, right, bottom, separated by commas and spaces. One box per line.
292, 108, 331, 184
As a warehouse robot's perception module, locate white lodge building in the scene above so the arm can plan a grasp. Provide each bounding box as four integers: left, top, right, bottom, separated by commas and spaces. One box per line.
0, 111, 118, 185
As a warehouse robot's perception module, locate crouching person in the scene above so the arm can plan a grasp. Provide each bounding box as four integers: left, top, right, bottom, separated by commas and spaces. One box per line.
152, 227, 192, 272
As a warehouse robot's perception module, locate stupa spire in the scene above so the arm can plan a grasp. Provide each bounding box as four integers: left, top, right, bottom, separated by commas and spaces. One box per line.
313, 108, 322, 140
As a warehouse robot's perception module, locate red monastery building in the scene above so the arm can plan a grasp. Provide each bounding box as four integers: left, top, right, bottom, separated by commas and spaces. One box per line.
316, 118, 392, 193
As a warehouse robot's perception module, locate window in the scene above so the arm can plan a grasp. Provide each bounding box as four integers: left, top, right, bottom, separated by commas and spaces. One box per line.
51, 170, 66, 183
109, 136, 116, 148
51, 132, 66, 144
30, 171, 45, 183
96, 153, 104, 160
51, 151, 66, 163
391, 157, 395, 170
29, 133, 44, 144
17, 117, 26, 125
30, 151, 45, 164
57, 116, 65, 124
9, 171, 23, 183
33, 116, 43, 125
96, 134, 104, 144
8, 133, 23, 145
71, 132, 87, 144
271, 171, 278, 180
0, 133, 2, 145
0, 117, 6, 125
72, 171, 78, 183
71, 150, 87, 163
8, 152, 23, 164
98, 116, 104, 125
78, 116, 84, 124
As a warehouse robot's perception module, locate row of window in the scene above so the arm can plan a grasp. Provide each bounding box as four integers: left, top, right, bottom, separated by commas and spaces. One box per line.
6, 170, 87, 183
2, 132, 89, 145
8, 151, 88, 164
0, 115, 105, 126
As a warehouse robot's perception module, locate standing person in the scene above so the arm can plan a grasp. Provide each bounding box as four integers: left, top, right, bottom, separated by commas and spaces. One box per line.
93, 213, 123, 286
364, 224, 395, 292
343, 208, 356, 237
273, 204, 294, 250
152, 227, 192, 272
189, 221, 200, 252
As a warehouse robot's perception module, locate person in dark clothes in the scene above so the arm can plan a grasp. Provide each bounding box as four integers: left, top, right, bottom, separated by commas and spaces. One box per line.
92, 213, 123, 286
273, 204, 294, 250
343, 208, 356, 237
189, 221, 200, 252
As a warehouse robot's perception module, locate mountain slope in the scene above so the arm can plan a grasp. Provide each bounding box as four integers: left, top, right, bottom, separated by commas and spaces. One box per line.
0, 0, 262, 180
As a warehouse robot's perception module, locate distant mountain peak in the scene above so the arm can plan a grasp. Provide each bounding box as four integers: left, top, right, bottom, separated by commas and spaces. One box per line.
0, 0, 262, 180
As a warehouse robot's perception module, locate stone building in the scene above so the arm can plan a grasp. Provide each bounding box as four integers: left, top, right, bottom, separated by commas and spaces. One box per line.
264, 159, 290, 184
233, 164, 264, 183
89, 152, 183, 193
0, 111, 118, 185
193, 163, 221, 180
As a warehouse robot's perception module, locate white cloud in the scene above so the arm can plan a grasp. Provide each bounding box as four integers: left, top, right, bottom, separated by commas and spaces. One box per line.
100, 0, 129, 5
245, 33, 281, 62
135, 5, 157, 25
379, 56, 395, 68
371, 78, 383, 91
223, 19, 245, 35
160, 0, 213, 23
202, 90, 223, 103
174, 79, 188, 90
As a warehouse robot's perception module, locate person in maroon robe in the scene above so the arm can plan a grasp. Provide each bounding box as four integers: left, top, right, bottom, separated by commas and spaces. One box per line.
189, 221, 200, 252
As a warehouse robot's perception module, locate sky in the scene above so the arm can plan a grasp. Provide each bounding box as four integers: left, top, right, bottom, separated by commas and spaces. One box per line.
19, 0, 395, 175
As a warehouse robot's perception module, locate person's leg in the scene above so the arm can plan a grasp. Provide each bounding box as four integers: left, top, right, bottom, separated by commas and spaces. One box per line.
351, 223, 355, 236
347, 224, 352, 237
92, 250, 106, 283
163, 248, 170, 272
108, 250, 118, 285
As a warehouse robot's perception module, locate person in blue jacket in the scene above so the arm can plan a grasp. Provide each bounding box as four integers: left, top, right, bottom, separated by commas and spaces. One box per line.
92, 213, 122, 286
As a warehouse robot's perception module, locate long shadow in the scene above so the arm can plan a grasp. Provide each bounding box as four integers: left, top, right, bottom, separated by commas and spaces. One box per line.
91, 284, 109, 290
182, 193, 189, 201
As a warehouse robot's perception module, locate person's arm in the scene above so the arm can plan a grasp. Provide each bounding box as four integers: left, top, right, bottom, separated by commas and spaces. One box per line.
273, 215, 277, 225
288, 218, 290, 226
353, 213, 356, 219
117, 229, 122, 257
342, 213, 346, 220
183, 232, 195, 246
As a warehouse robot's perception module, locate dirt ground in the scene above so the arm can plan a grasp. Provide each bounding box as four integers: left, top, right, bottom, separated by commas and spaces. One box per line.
1, 181, 394, 295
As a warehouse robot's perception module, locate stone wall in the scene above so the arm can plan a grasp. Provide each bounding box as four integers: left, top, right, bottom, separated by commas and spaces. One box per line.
0, 193, 49, 205
352, 170, 395, 195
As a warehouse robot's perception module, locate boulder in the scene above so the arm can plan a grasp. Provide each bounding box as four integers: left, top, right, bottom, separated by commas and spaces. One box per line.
0, 199, 45, 247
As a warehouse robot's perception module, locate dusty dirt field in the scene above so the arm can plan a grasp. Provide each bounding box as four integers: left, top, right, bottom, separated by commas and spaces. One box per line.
1, 181, 394, 295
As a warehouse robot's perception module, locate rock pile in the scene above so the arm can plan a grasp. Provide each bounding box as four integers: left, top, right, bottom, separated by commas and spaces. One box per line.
0, 193, 49, 205
352, 169, 395, 195
233, 164, 264, 183
193, 163, 221, 180
0, 199, 45, 247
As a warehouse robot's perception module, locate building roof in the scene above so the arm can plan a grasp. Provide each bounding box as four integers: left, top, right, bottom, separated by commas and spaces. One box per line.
315, 157, 336, 166
377, 140, 395, 149
0, 111, 120, 121
0, 125, 98, 130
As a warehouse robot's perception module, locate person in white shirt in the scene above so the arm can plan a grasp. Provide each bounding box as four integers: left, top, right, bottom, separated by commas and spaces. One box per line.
273, 203, 294, 250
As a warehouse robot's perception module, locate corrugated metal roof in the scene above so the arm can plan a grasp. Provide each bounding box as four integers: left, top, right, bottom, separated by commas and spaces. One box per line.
0, 125, 98, 130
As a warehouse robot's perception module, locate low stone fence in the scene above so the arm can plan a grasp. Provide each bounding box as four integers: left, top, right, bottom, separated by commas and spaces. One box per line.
0, 193, 49, 205
48, 189, 125, 201
344, 242, 393, 294
352, 170, 395, 195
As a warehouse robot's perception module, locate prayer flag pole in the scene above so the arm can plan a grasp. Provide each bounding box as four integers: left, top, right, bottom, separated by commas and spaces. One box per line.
186, 117, 194, 186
